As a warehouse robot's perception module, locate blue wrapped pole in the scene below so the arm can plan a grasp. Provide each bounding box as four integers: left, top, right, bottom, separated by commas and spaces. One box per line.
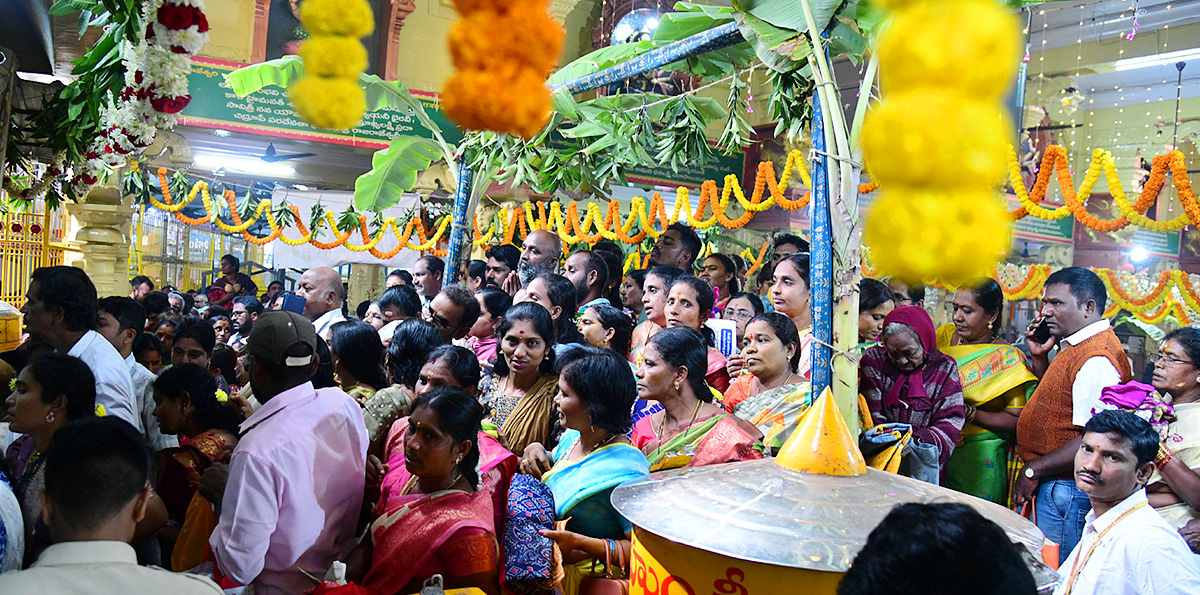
444, 159, 474, 283
549, 21, 744, 95
809, 94, 833, 399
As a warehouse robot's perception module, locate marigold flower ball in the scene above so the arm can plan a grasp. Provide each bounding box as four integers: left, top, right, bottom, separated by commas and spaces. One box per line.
452, 0, 523, 16
865, 189, 1010, 285
443, 70, 550, 138
449, 8, 563, 73
300, 36, 368, 78
289, 77, 365, 130
301, 0, 374, 38
877, 0, 1019, 99
861, 92, 1011, 189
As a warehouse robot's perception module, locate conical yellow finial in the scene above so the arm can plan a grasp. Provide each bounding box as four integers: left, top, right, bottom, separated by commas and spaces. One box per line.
774, 387, 867, 476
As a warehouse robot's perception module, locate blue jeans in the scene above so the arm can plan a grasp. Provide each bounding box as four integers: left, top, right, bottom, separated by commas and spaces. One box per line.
1035, 479, 1092, 565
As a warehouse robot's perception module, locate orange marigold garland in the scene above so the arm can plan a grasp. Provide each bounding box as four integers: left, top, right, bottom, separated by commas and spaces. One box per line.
442, 0, 563, 138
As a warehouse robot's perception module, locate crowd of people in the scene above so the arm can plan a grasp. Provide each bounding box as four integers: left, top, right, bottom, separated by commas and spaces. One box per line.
1, 226, 1199, 594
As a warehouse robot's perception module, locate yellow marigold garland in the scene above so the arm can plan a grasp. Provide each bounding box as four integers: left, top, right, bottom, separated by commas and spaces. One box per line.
862, 0, 1019, 285
290, 0, 373, 130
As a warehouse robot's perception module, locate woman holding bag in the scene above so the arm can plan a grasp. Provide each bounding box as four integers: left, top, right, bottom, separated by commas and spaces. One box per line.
520, 347, 648, 595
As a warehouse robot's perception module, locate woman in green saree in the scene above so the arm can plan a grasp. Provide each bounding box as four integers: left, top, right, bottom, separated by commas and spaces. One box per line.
521, 346, 648, 595
936, 277, 1036, 505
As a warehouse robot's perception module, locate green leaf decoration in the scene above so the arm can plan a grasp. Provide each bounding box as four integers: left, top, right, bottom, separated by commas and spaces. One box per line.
736, 0, 843, 34
358, 74, 442, 136
546, 40, 659, 87
733, 6, 811, 73
224, 56, 306, 97
353, 136, 441, 212
827, 19, 868, 64
653, 7, 735, 43
49, 0, 99, 16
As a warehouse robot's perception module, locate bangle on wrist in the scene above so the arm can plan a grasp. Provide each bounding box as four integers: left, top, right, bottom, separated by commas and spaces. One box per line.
1157, 444, 1175, 469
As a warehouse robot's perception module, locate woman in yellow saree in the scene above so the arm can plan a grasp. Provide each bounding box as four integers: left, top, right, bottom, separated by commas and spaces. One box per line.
936, 278, 1036, 504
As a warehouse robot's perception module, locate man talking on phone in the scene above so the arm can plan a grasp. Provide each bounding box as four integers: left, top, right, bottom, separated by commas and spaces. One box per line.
1014, 267, 1131, 564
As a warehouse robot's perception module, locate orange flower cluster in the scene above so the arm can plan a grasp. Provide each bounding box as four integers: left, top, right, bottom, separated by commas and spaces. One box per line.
1011, 146, 1196, 233
442, 0, 563, 138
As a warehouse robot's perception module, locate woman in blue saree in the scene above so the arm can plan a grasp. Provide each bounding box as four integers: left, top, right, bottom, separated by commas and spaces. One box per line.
520, 346, 648, 595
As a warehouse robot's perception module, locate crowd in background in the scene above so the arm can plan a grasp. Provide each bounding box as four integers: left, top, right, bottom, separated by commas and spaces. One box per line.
0, 226, 1199, 594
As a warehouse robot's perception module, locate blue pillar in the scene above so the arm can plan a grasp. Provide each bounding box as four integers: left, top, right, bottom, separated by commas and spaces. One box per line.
445, 159, 474, 283
809, 95, 833, 398
549, 21, 744, 95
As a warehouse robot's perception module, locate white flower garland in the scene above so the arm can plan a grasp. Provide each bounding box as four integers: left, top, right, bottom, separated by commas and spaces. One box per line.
67, 0, 208, 199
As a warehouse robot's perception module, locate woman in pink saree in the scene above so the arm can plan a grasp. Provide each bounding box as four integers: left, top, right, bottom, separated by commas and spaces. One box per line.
342, 388, 502, 595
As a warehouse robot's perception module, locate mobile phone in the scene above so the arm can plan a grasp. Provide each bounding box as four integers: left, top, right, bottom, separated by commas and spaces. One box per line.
279, 292, 306, 315
1032, 318, 1052, 343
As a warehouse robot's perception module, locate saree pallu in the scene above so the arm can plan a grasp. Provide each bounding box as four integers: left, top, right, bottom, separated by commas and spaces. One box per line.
379, 417, 519, 532
1149, 402, 1200, 528
544, 431, 648, 595
485, 374, 559, 456
363, 489, 498, 594
633, 413, 765, 471
725, 378, 811, 454
164, 432, 234, 571
938, 338, 1035, 505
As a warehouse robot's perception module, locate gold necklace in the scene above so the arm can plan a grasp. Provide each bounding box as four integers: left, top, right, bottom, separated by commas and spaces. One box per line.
401, 470, 462, 495
659, 399, 703, 443
755, 372, 795, 397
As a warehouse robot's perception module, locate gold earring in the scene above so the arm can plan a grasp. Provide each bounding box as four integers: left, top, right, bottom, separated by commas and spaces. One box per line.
988, 321, 993, 330
455, 455, 463, 465
673, 381, 681, 390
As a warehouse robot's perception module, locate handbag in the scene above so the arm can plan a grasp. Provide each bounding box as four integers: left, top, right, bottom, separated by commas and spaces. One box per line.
860, 422, 941, 485
577, 537, 628, 595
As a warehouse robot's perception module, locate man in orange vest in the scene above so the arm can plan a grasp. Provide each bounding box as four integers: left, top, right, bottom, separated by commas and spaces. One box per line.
1014, 267, 1132, 565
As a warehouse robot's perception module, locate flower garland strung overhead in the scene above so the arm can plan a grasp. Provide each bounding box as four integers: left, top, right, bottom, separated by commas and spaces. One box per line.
862, 0, 1018, 285
442, 0, 564, 138
2, 153, 67, 202
289, 0, 373, 130
67, 0, 208, 197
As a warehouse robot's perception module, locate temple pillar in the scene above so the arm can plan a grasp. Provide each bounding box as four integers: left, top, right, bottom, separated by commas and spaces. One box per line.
64, 175, 133, 298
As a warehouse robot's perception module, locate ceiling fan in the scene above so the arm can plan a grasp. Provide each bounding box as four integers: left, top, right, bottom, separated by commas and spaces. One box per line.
259, 143, 315, 163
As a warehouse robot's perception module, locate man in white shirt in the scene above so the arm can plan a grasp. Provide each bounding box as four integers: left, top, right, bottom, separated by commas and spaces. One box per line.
23, 266, 138, 428
412, 255, 444, 305
296, 266, 347, 341
1015, 267, 1131, 563
0, 416, 222, 594
97, 296, 178, 452
1054, 409, 1200, 595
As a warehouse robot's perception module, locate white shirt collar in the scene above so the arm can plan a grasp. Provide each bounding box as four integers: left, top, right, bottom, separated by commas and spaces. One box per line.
33, 541, 138, 567
1064, 319, 1111, 346
65, 330, 100, 358
1085, 488, 1148, 531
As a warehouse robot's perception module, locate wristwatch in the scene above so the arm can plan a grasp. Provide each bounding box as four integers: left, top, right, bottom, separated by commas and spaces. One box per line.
1024, 466, 1037, 480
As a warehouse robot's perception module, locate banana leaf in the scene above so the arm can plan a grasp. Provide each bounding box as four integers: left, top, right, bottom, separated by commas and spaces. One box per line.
353, 136, 442, 212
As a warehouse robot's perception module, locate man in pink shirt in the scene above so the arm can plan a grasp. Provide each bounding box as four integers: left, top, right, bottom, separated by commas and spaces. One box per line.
207, 311, 368, 594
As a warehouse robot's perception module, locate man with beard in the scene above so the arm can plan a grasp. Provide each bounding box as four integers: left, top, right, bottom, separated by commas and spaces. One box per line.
503, 229, 562, 295
647, 222, 701, 272
486, 244, 520, 290
1052, 410, 1200, 595
563, 250, 609, 313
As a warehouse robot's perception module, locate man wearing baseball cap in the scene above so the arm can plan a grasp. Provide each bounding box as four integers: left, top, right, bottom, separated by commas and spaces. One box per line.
208, 311, 368, 594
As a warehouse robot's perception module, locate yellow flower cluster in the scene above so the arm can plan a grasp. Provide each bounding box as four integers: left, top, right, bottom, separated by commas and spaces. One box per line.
289, 0, 374, 130
442, 0, 563, 138
862, 0, 1019, 286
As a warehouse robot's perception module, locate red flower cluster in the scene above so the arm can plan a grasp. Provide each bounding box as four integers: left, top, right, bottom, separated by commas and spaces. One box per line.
150, 95, 192, 114
157, 5, 209, 32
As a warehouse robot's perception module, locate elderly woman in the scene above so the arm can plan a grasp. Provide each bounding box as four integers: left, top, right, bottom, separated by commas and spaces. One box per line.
861, 306, 966, 475
723, 313, 808, 453
633, 328, 763, 470
935, 278, 1035, 504
1146, 327, 1200, 531
521, 347, 648, 595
